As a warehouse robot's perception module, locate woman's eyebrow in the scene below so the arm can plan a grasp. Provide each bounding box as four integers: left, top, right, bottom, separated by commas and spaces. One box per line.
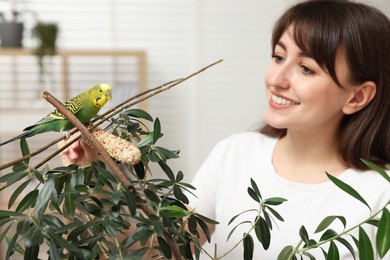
276, 39, 314, 59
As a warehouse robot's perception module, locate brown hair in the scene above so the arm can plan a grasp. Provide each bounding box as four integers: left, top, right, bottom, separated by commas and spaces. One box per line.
260, 0, 390, 170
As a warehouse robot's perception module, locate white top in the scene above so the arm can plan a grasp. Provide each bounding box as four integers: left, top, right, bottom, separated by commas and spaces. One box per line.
189, 132, 390, 259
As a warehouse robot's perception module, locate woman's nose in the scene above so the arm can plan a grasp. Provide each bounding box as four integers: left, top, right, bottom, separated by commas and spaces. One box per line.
265, 63, 291, 89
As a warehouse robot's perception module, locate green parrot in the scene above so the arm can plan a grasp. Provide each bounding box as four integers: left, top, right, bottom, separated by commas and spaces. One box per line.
0, 83, 112, 146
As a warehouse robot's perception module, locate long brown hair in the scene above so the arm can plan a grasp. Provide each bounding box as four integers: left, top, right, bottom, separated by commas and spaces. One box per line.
260, 0, 390, 170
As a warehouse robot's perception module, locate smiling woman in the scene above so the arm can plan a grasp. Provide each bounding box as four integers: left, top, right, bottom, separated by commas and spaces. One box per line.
189, 0, 390, 258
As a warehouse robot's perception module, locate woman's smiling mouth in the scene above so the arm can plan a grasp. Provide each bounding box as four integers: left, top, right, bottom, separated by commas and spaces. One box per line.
271, 94, 300, 106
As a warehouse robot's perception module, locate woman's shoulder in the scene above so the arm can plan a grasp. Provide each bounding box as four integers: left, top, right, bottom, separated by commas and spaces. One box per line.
343, 168, 390, 209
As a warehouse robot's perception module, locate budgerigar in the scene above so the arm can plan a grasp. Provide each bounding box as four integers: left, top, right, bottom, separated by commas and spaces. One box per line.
0, 83, 112, 146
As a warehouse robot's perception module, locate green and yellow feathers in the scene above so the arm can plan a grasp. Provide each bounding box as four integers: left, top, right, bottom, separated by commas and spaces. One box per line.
0, 83, 112, 146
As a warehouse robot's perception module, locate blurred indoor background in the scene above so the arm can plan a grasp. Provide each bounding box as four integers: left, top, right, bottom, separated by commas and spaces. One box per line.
0, 0, 389, 183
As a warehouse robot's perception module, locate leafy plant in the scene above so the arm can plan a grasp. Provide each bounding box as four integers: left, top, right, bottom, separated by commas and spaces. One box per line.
32, 22, 59, 88
0, 107, 217, 259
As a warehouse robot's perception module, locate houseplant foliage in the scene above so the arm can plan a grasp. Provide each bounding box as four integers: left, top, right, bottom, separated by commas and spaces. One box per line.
222, 162, 389, 260
0, 107, 221, 259
32, 22, 59, 87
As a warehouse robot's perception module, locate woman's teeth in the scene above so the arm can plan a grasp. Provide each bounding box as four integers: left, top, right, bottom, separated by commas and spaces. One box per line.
272, 94, 300, 105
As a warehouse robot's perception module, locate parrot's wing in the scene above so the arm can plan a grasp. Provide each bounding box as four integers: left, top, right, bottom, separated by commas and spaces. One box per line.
23, 96, 85, 131
63, 95, 85, 115
23, 113, 62, 131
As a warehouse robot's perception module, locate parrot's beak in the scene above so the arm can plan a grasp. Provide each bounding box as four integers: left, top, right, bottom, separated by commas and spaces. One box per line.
106, 90, 112, 100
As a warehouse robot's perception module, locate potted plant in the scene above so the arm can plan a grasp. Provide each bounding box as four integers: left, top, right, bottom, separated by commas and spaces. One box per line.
31, 21, 59, 87
0, 0, 29, 47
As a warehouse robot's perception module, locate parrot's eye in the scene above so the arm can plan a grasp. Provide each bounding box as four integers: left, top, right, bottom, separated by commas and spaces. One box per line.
100, 90, 103, 92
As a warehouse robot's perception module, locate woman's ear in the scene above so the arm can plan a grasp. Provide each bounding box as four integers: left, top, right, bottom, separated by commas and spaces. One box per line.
342, 81, 376, 115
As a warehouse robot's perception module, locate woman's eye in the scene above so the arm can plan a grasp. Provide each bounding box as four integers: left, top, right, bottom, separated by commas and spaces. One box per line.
300, 65, 315, 75
272, 54, 284, 63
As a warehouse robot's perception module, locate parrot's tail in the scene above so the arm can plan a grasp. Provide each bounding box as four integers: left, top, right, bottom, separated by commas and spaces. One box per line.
0, 131, 31, 146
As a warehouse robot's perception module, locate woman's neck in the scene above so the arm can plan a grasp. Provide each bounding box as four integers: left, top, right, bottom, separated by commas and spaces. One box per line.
272, 130, 348, 184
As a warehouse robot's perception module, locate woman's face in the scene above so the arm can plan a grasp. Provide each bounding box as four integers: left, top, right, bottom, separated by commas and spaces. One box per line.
264, 30, 354, 135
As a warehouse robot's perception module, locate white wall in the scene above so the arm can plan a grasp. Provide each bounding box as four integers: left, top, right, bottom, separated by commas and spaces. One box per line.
0, 0, 389, 181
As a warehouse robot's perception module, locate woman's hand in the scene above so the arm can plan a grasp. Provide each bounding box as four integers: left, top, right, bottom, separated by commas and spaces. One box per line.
58, 134, 101, 166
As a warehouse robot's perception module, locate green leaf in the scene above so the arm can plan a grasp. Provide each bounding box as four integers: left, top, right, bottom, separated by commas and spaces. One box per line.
47, 229, 88, 259
153, 146, 180, 161
336, 237, 356, 259
195, 213, 219, 225
264, 197, 287, 206
123, 187, 137, 215
64, 178, 75, 216
35, 178, 56, 213
250, 178, 262, 199
258, 216, 271, 250
24, 226, 44, 247
196, 216, 213, 242
12, 161, 28, 172
0, 170, 28, 187
299, 225, 310, 245
320, 229, 338, 241
361, 159, 390, 183
17, 219, 31, 235
133, 161, 145, 179
358, 227, 374, 260
41, 215, 65, 232
24, 245, 39, 260
326, 241, 340, 260
157, 236, 172, 259
377, 208, 390, 257
188, 215, 198, 235
124, 108, 153, 121
103, 221, 118, 237
302, 252, 316, 260
265, 206, 284, 222
227, 220, 252, 241
277, 245, 294, 260
160, 205, 190, 218
263, 211, 273, 230
20, 137, 30, 165
158, 161, 175, 181
243, 234, 254, 260
137, 133, 154, 147
247, 187, 260, 202
315, 215, 347, 233
0, 223, 13, 243
173, 185, 189, 204
152, 118, 161, 144
5, 233, 19, 260
326, 173, 371, 211
16, 190, 38, 213
48, 238, 60, 260
92, 161, 117, 183
0, 210, 25, 217
124, 227, 154, 247
228, 209, 258, 225
8, 179, 31, 209
176, 170, 184, 182
32, 168, 45, 183
144, 188, 160, 203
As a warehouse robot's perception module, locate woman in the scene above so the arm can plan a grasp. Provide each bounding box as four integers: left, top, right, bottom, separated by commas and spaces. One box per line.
62, 0, 390, 258
189, 0, 390, 259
